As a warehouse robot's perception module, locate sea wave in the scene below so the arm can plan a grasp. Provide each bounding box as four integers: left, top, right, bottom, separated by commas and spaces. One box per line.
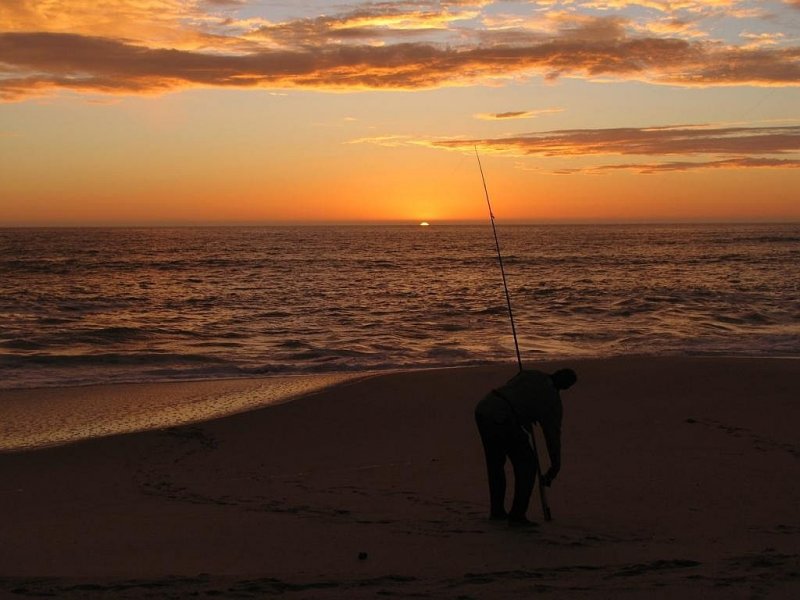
2, 223, 798, 389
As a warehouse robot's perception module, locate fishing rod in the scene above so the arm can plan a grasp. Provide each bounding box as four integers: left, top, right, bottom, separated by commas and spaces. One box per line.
474, 146, 523, 373
475, 147, 552, 522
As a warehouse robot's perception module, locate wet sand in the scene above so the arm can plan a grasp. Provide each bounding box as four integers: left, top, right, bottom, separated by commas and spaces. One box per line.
0, 357, 798, 598
0, 373, 362, 452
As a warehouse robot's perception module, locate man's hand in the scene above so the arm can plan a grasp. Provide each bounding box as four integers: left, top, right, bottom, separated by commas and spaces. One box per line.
541, 467, 559, 487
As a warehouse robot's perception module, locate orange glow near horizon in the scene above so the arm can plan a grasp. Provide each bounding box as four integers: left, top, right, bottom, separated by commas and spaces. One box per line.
2, 157, 800, 225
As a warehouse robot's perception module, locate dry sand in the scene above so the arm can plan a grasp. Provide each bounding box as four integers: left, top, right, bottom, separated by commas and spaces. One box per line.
0, 357, 798, 598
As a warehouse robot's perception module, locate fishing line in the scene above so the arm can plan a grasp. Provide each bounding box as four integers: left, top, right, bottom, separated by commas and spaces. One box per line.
474, 146, 523, 372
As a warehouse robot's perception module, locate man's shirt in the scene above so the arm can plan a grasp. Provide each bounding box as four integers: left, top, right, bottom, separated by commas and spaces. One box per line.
475, 369, 562, 471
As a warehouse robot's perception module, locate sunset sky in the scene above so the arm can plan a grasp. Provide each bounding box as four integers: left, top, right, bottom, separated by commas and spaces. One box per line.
1, 0, 799, 225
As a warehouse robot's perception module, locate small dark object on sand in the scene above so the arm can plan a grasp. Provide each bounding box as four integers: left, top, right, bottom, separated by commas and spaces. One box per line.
358, 552, 368, 560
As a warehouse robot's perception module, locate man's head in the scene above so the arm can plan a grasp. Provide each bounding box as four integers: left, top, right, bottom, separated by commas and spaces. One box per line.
551, 368, 577, 390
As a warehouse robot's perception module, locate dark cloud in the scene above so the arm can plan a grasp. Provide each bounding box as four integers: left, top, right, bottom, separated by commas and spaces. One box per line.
558, 157, 800, 174
491, 111, 530, 119
1, 21, 799, 101
427, 123, 800, 174
474, 109, 562, 120
432, 125, 800, 157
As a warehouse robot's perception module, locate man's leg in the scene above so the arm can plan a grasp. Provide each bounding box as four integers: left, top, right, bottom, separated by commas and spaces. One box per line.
507, 427, 538, 522
475, 415, 508, 519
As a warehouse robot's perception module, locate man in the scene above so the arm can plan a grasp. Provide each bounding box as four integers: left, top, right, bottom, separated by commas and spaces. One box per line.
474, 368, 577, 527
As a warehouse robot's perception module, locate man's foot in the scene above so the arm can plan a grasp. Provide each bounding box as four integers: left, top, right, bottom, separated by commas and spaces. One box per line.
508, 516, 538, 528
489, 511, 508, 521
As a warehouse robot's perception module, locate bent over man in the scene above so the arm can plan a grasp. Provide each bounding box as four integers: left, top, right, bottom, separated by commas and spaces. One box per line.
474, 368, 577, 527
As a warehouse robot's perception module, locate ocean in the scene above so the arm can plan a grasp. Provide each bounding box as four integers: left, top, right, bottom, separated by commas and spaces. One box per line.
1, 223, 798, 390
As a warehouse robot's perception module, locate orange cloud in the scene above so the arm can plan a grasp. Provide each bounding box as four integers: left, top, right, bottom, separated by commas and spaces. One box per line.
578, 1, 738, 14
740, 32, 785, 50
0, 0, 222, 51
347, 135, 421, 147
251, 3, 482, 49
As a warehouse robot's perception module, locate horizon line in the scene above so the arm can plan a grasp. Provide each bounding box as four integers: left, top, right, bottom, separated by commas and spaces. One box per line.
2, 217, 799, 228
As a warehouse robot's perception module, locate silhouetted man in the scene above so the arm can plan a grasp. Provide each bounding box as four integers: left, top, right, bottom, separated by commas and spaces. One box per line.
475, 368, 577, 527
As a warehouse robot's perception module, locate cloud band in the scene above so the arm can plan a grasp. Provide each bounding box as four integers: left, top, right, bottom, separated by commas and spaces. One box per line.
1, 28, 799, 101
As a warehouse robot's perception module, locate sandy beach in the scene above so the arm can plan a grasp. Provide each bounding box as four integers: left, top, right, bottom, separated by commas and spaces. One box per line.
1, 357, 798, 598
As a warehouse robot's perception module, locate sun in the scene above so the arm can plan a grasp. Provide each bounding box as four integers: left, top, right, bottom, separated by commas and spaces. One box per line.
419, 221, 430, 227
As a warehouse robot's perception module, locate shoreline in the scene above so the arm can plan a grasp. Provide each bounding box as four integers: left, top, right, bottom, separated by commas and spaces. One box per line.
1, 356, 798, 597
4, 350, 798, 392
2, 353, 799, 454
